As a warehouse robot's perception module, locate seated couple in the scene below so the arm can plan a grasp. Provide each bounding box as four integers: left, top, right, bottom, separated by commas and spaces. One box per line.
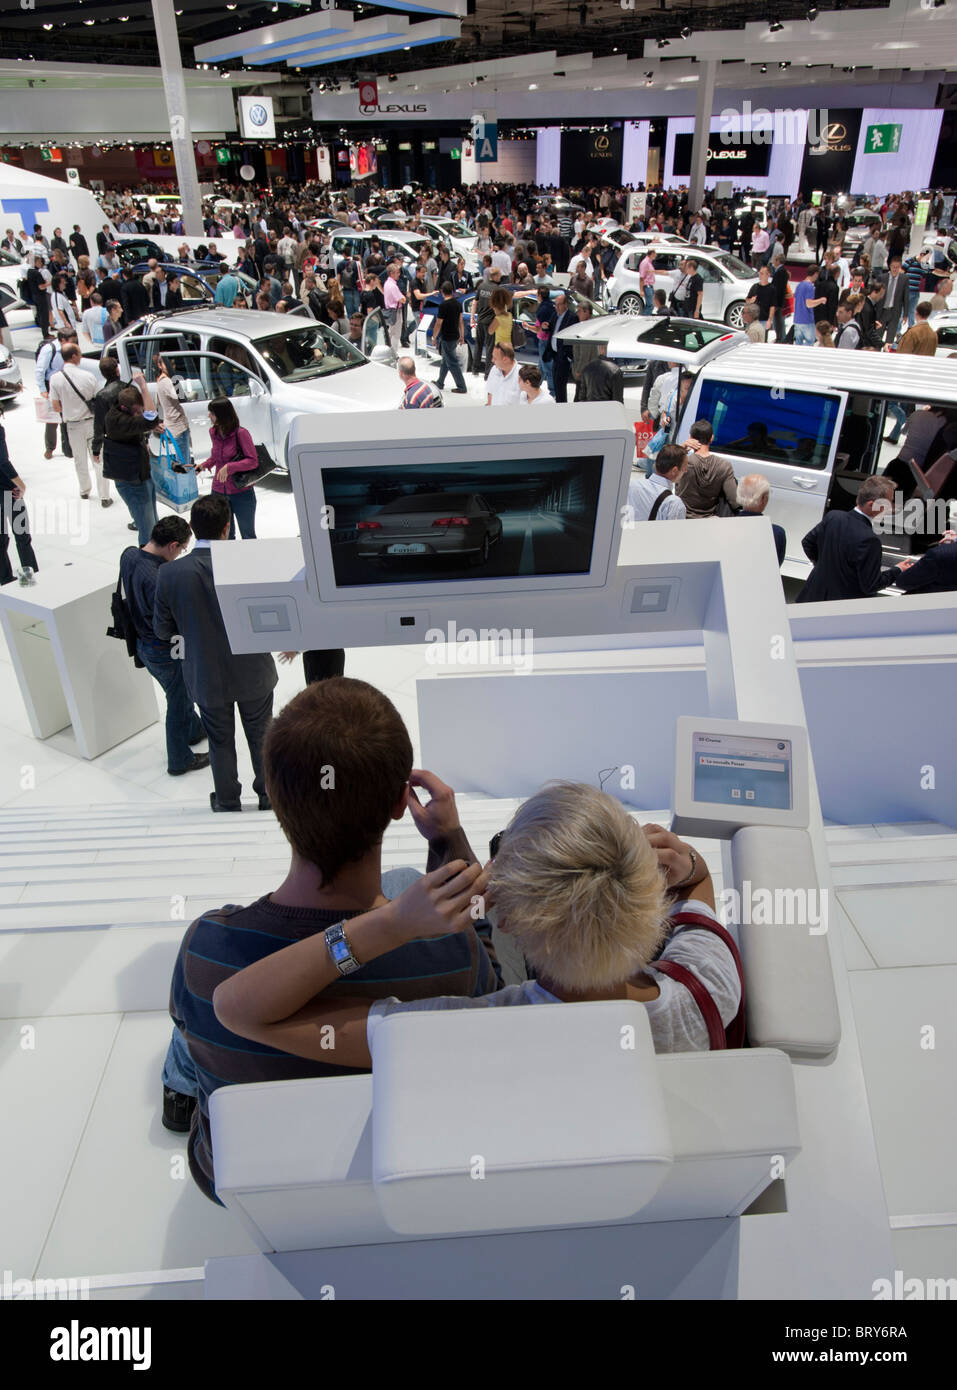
165, 678, 741, 1202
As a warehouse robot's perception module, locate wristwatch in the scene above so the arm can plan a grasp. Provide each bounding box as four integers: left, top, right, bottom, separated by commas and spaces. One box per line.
324, 921, 361, 976
671, 847, 698, 892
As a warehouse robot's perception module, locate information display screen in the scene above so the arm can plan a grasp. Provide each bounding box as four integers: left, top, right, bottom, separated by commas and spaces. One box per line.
692, 731, 793, 811
321, 456, 603, 588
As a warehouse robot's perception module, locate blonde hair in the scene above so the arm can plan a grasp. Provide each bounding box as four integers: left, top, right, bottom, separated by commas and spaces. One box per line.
488, 782, 668, 992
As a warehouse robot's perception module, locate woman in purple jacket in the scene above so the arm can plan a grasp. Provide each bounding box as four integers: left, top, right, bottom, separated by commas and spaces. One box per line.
198, 398, 258, 538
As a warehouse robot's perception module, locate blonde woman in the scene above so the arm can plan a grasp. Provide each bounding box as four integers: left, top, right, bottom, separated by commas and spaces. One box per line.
212, 778, 741, 1061
814, 320, 835, 348
487, 286, 514, 369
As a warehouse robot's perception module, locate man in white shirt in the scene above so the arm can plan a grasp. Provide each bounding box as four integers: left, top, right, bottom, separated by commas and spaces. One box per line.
490, 241, 513, 277
689, 215, 707, 247
627, 444, 688, 521
485, 343, 522, 406
49, 343, 112, 504
517, 363, 555, 405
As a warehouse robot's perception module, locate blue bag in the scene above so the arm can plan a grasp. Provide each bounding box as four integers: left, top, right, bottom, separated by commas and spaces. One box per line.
150, 431, 198, 514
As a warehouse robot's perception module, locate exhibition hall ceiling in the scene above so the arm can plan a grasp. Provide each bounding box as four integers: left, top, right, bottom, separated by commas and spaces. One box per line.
3, 0, 903, 74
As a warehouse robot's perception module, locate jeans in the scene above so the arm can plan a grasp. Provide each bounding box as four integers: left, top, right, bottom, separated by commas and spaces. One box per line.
343, 287, 359, 317
436, 337, 466, 391
115, 477, 159, 545
44, 421, 72, 457
0, 490, 39, 585
905, 288, 920, 330
137, 638, 204, 774
643, 285, 654, 314
793, 322, 815, 346
885, 401, 908, 444
538, 339, 555, 395
169, 429, 191, 469
200, 689, 274, 808
771, 308, 787, 342
226, 485, 257, 539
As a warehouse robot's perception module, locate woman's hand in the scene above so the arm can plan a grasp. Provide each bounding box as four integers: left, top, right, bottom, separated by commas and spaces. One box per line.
216, 465, 229, 483
385, 859, 488, 941
642, 823, 696, 888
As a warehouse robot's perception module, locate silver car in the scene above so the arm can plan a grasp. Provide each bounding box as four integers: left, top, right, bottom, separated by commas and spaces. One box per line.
356, 492, 503, 566
88, 307, 403, 471
604, 242, 758, 328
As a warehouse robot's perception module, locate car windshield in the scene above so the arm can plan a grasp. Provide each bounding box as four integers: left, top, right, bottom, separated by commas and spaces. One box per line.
0, 249, 19, 267
709, 251, 752, 278
253, 323, 366, 381
636, 320, 731, 351
378, 493, 472, 514
436, 220, 471, 239
389, 236, 429, 256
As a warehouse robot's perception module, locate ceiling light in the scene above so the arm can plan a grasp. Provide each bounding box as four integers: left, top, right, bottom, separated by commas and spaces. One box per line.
680, 24, 692, 39
83, 17, 95, 24
528, 82, 537, 89
769, 19, 784, 32
657, 38, 670, 48
42, 21, 52, 28
807, 3, 819, 17
760, 63, 767, 72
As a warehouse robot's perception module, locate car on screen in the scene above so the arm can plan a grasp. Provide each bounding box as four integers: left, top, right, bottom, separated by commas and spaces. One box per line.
355, 492, 503, 566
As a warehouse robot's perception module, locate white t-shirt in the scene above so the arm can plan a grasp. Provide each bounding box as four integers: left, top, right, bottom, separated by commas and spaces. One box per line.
367, 899, 740, 1055
49, 365, 97, 422
520, 389, 556, 405
491, 249, 512, 276
487, 365, 522, 406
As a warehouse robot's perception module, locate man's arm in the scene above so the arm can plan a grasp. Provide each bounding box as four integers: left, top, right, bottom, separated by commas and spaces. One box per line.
802, 520, 823, 563
152, 567, 177, 642
856, 533, 886, 595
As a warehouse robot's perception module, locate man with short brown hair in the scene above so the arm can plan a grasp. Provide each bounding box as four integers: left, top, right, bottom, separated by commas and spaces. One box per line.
898, 300, 939, 357
163, 676, 500, 1199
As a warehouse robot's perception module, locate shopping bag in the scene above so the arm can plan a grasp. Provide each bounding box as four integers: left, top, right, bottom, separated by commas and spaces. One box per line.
35, 397, 58, 425
150, 431, 198, 514
634, 422, 657, 458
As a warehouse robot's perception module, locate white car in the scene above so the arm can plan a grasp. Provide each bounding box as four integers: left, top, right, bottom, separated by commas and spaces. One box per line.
927, 310, 957, 354
90, 307, 403, 471
604, 242, 759, 328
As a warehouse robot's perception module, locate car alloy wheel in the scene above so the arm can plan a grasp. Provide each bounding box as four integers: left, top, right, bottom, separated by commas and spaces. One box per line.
618, 293, 644, 317
725, 300, 746, 329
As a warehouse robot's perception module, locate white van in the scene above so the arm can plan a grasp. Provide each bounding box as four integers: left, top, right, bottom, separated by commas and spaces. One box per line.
681, 344, 957, 578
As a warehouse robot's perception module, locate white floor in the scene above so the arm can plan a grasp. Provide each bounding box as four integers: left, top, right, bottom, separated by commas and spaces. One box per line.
2, 328, 956, 1298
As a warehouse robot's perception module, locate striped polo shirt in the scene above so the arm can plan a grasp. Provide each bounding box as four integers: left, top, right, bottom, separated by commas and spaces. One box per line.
170, 875, 499, 1202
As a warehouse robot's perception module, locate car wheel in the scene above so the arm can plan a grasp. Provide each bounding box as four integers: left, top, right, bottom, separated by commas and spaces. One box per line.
470, 533, 490, 567
725, 300, 746, 329
618, 293, 644, 317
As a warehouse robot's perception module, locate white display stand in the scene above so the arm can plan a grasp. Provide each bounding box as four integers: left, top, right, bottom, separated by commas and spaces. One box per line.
0, 559, 158, 759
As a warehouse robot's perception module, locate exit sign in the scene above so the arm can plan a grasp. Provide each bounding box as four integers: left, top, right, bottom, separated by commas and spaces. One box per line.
215, 147, 231, 165
863, 123, 902, 155
450, 147, 461, 160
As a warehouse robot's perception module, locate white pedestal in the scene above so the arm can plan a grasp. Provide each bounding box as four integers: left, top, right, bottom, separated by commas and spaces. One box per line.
0, 559, 159, 759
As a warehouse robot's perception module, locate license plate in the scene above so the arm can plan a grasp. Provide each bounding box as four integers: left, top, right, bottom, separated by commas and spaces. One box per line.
387, 543, 427, 555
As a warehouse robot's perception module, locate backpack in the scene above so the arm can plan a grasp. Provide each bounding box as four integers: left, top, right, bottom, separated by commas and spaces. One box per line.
106, 563, 145, 669
18, 274, 33, 306
35, 338, 57, 384
651, 910, 746, 1049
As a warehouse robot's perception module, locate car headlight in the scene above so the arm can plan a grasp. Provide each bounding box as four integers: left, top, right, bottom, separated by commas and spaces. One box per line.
0, 346, 11, 368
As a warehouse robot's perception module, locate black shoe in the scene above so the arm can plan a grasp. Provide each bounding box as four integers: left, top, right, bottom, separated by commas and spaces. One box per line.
101, 498, 113, 508
210, 791, 242, 812
258, 793, 272, 811
451, 387, 468, 394
169, 752, 210, 777
162, 1086, 196, 1134
127, 522, 138, 531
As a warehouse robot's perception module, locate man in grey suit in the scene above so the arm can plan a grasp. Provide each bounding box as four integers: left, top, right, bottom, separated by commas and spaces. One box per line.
880, 255, 907, 343
154, 493, 278, 812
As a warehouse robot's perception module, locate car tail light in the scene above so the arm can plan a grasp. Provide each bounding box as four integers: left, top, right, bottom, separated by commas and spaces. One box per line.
432, 517, 470, 527
357, 521, 382, 530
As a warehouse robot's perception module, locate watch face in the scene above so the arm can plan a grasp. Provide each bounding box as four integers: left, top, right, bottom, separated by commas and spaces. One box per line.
330, 937, 351, 964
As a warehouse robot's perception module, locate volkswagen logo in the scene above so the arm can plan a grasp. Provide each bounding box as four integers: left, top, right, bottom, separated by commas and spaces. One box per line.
248, 103, 269, 127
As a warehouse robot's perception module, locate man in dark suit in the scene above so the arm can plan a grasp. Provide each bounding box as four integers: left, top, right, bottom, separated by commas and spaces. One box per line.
153, 493, 278, 812
119, 268, 150, 325
576, 342, 624, 403
880, 255, 907, 343
879, 532, 957, 595
737, 473, 787, 566
857, 279, 886, 351
551, 292, 577, 404
796, 477, 897, 602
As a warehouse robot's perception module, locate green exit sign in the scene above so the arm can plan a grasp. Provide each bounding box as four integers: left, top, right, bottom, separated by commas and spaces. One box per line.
864, 123, 902, 155
450, 147, 461, 160
41, 148, 51, 161
215, 147, 231, 164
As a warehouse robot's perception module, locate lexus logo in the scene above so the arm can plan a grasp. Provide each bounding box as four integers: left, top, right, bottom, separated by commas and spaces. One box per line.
594, 134, 610, 150
358, 80, 378, 107
810, 122, 851, 154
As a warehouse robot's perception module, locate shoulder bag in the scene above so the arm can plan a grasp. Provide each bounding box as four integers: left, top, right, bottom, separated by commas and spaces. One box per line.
231, 432, 278, 491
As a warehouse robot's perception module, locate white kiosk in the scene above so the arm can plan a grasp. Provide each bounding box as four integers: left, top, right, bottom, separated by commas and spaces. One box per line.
206, 406, 892, 1300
